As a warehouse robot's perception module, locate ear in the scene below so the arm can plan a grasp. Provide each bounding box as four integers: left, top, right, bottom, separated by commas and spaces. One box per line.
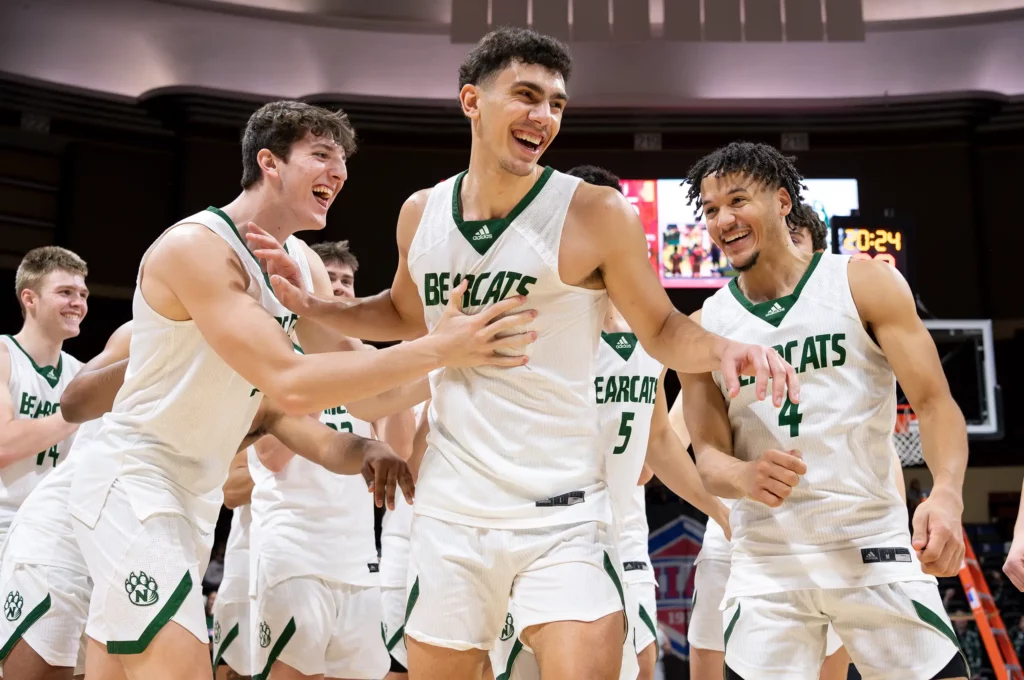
19, 288, 37, 312
777, 186, 793, 218
257, 149, 279, 181
459, 84, 481, 120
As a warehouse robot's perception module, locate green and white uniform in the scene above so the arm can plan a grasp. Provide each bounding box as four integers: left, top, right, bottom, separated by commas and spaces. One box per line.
250, 406, 389, 679
702, 252, 959, 680
405, 167, 624, 650
211, 506, 251, 676
0, 335, 81, 544
68, 207, 313, 653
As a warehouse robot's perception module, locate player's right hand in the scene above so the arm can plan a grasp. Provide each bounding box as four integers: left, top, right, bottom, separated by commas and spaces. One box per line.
739, 449, 806, 508
1003, 536, 1024, 591
361, 440, 416, 511
719, 340, 799, 407
431, 281, 537, 368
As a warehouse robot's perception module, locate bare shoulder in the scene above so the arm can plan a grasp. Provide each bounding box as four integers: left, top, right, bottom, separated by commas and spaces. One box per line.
396, 189, 433, 251
690, 309, 703, 324
0, 342, 10, 383
570, 181, 634, 227
148, 223, 246, 279
847, 258, 914, 324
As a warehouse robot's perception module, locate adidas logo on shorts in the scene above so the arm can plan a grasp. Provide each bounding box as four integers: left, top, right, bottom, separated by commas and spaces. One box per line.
765, 302, 785, 317
472, 225, 493, 241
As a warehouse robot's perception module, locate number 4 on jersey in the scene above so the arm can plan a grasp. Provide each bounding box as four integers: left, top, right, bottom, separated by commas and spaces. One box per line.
778, 398, 802, 437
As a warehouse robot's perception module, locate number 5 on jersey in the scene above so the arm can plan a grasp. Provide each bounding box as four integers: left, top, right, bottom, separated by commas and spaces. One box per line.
778, 398, 802, 437
613, 412, 634, 454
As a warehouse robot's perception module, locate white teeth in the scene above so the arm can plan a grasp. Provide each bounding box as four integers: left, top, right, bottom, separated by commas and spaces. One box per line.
724, 232, 749, 244
513, 131, 542, 145
312, 186, 333, 199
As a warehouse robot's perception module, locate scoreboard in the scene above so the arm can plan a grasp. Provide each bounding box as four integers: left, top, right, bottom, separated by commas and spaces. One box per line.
830, 217, 910, 279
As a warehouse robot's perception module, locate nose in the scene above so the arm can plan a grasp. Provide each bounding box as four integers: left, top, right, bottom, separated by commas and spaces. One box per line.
331, 159, 348, 186
717, 206, 737, 229
528, 101, 552, 126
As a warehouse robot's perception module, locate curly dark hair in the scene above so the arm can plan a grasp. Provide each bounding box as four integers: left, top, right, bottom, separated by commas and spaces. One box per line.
240, 101, 357, 189
684, 141, 805, 217
458, 27, 572, 89
788, 203, 828, 252
566, 165, 621, 193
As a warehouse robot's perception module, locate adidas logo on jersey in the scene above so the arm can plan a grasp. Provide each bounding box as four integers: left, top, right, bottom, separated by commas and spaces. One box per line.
616, 337, 632, 349
765, 302, 785, 317
472, 225, 493, 241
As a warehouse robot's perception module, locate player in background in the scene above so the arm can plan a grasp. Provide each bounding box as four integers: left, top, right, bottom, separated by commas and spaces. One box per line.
680, 141, 968, 680
249, 30, 798, 680
0, 247, 88, 544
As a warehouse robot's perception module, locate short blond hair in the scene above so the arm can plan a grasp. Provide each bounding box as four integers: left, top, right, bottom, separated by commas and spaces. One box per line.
15, 247, 88, 315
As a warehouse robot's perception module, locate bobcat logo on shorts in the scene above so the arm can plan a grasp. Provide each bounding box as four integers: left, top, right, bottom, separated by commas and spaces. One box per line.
213, 621, 221, 644
3, 591, 23, 621
500, 613, 515, 641
124, 571, 159, 606
259, 621, 272, 648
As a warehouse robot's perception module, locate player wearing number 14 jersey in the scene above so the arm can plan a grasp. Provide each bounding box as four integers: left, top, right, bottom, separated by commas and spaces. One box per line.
0, 247, 88, 546
680, 142, 970, 680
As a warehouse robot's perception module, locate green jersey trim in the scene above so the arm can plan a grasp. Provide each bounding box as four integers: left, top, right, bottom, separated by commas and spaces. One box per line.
727, 251, 822, 328
107, 570, 192, 655
452, 166, 554, 255
206, 206, 291, 290
601, 331, 638, 361
0, 594, 51, 660
4, 335, 63, 388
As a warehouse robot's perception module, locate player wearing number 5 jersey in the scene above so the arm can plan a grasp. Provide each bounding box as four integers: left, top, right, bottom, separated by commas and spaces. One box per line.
680, 142, 970, 680
0, 247, 88, 546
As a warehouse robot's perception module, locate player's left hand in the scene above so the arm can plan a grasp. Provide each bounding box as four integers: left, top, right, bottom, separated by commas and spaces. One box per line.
719, 340, 799, 407
1003, 535, 1024, 591
912, 487, 965, 577
361, 440, 415, 511
245, 222, 305, 291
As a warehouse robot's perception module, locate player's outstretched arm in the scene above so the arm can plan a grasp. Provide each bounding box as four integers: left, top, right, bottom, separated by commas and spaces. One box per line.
408, 399, 431, 480
152, 225, 535, 416
1003, 480, 1024, 590
585, 185, 798, 407
0, 343, 78, 466
259, 403, 414, 510
249, 191, 434, 343
222, 450, 254, 509
646, 374, 731, 534
849, 258, 967, 576
59, 321, 132, 424
376, 406, 418, 463
346, 377, 431, 423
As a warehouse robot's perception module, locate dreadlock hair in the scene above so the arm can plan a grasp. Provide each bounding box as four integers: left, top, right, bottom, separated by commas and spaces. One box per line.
566, 165, 622, 193
788, 203, 828, 253
684, 141, 805, 217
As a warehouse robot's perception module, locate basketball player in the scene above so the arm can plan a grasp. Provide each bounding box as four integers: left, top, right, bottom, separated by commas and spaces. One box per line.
1003, 486, 1024, 591
66, 101, 533, 680
250, 29, 798, 680
679, 141, 969, 680
682, 203, 852, 680
0, 247, 88, 544
487, 165, 731, 680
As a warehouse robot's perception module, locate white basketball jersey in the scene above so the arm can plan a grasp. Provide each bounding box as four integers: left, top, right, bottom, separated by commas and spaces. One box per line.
701, 252, 933, 597
3, 418, 98, 574
694, 503, 734, 565
0, 335, 81, 542
597, 331, 661, 584
407, 167, 609, 528
69, 207, 313, 536
217, 505, 251, 603
379, 400, 425, 588
249, 405, 379, 589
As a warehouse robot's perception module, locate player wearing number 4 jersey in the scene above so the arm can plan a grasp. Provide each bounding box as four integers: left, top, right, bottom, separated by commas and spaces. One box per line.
0, 247, 88, 547
680, 142, 970, 680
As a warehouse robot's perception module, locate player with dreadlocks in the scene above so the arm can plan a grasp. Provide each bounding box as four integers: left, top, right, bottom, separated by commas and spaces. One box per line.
679, 141, 970, 680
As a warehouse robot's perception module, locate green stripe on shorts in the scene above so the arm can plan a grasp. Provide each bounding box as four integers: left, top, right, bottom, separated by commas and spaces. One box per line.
638, 604, 658, 646
404, 577, 420, 624
723, 604, 741, 651
496, 639, 524, 680
0, 594, 51, 660
107, 570, 192, 655
211, 622, 239, 669
912, 599, 970, 677
252, 617, 296, 680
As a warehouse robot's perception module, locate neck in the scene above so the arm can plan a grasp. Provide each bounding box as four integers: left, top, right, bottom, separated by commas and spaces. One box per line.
13, 322, 63, 367
220, 189, 297, 245
736, 242, 814, 303
602, 303, 631, 333
461, 146, 543, 221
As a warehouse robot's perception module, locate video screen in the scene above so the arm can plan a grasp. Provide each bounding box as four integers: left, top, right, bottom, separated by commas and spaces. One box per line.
620, 178, 860, 288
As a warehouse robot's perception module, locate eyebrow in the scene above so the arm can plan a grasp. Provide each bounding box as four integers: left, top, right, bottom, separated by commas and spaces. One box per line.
512, 80, 568, 102
310, 142, 339, 152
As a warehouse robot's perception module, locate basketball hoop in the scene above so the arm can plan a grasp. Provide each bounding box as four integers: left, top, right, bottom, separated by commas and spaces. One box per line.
894, 404, 923, 466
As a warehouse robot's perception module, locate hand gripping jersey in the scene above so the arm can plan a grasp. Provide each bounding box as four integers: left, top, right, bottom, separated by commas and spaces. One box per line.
69, 208, 313, 536
407, 167, 610, 528
700, 252, 933, 599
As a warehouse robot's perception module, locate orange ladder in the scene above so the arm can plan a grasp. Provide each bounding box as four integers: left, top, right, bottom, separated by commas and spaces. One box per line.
959, 529, 1024, 680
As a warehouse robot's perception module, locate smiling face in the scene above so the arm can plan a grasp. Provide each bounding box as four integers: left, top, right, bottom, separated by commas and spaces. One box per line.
22, 269, 89, 340
323, 260, 355, 299
461, 61, 567, 177
699, 172, 793, 272
260, 131, 347, 232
